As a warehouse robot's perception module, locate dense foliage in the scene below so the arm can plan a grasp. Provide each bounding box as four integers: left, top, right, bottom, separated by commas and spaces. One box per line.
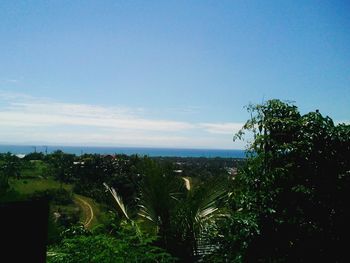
105, 159, 229, 262
0, 148, 239, 262
48, 224, 176, 263
214, 100, 350, 262
0, 153, 21, 193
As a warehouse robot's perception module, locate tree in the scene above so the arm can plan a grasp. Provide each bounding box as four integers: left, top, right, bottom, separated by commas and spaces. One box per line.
0, 153, 21, 193
215, 100, 350, 262
23, 152, 45, 161
48, 151, 74, 187
106, 159, 228, 262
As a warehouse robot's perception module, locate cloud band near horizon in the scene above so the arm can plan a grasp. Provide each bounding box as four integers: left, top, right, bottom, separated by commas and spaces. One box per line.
0, 91, 246, 149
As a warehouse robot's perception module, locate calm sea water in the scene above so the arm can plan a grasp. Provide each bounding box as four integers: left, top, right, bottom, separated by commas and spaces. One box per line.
0, 145, 246, 158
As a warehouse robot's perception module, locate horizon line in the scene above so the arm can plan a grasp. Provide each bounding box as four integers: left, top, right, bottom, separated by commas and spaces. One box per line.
0, 143, 245, 151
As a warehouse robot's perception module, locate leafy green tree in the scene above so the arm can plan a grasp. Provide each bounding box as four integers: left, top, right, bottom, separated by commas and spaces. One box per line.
48, 151, 74, 187
72, 154, 141, 206
23, 152, 45, 161
0, 153, 21, 193
215, 100, 350, 262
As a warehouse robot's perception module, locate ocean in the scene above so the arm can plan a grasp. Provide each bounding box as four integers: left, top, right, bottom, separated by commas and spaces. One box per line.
0, 145, 246, 158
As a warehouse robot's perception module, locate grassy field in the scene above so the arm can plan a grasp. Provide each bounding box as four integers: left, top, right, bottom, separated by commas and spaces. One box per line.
9, 177, 72, 195
21, 160, 50, 178
1, 176, 72, 203
2, 161, 109, 231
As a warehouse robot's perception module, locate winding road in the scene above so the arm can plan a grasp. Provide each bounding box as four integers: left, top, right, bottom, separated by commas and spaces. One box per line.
73, 195, 94, 228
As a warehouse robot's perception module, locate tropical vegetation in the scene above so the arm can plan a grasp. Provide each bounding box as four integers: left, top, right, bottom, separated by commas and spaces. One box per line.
0, 99, 349, 262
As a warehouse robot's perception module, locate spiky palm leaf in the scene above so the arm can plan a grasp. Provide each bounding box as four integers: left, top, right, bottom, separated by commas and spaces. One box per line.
103, 183, 143, 239
137, 164, 185, 246
103, 182, 129, 220
175, 179, 228, 258
105, 159, 228, 261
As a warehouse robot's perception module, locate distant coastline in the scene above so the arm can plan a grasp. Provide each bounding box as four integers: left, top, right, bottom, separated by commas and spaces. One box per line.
0, 144, 246, 158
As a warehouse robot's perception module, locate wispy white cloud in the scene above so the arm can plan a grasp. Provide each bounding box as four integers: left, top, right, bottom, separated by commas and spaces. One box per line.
166, 105, 202, 114
0, 93, 195, 132
0, 90, 33, 101
0, 110, 195, 131
0, 91, 246, 149
0, 79, 20, 84
199, 122, 243, 134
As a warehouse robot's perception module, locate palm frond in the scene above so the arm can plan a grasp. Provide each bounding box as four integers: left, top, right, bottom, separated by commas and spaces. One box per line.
182, 177, 191, 190
194, 181, 227, 222
103, 182, 130, 221
174, 179, 228, 258
137, 166, 185, 226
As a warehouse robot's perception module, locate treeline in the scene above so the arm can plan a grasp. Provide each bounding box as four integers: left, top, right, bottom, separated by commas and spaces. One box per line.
0, 151, 241, 202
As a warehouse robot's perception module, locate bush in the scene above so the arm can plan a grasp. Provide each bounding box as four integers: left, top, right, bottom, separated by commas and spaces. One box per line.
48, 224, 177, 263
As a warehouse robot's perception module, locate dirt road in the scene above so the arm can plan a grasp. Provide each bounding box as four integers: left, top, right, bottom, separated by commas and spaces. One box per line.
73, 195, 94, 228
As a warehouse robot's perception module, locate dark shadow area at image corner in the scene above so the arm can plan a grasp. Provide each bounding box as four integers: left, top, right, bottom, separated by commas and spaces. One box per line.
0, 198, 49, 262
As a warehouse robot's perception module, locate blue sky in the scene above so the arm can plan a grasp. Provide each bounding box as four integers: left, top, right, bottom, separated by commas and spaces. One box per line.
0, 1, 349, 149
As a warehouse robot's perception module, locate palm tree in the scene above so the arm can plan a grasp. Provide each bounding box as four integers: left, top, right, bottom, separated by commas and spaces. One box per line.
170, 178, 227, 261
105, 160, 228, 261
137, 161, 184, 249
